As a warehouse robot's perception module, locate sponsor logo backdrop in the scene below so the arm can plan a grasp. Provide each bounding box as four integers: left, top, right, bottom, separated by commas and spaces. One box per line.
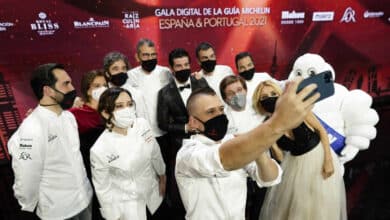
0, 0, 389, 161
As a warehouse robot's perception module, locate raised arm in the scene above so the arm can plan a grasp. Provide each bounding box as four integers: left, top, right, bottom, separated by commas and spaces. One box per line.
219, 77, 319, 170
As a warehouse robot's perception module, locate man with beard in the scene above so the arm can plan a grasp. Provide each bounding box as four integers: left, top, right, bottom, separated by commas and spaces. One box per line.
157, 48, 208, 219
195, 42, 234, 98
8, 63, 93, 220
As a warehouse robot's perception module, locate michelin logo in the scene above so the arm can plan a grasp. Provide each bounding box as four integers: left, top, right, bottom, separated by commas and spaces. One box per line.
312, 11, 334, 21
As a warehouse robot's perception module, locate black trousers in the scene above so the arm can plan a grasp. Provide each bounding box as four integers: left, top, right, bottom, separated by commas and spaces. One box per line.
154, 134, 186, 220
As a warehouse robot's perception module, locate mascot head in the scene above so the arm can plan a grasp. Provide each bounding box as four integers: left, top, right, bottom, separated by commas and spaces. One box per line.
288, 53, 335, 80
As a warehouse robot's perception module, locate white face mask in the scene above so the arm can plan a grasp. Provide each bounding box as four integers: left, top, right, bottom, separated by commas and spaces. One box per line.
112, 107, 136, 128
91, 86, 107, 101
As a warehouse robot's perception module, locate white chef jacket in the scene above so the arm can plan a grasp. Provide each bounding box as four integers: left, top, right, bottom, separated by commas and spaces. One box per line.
199, 65, 234, 99
121, 83, 150, 123
8, 105, 93, 220
127, 65, 171, 137
175, 134, 282, 220
226, 103, 266, 135
90, 118, 166, 220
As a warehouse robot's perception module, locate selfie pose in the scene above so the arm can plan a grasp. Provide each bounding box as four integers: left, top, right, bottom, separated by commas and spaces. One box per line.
255, 80, 347, 220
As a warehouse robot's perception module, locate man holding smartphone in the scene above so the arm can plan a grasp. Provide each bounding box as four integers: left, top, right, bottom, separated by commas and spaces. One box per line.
175, 77, 319, 220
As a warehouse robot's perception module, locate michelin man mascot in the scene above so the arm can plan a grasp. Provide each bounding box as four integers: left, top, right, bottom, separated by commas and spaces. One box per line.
288, 53, 379, 174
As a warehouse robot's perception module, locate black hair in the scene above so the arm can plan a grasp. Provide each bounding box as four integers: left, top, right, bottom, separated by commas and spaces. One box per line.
168, 48, 191, 67
98, 87, 133, 131
195, 42, 214, 59
30, 63, 64, 100
235, 51, 254, 69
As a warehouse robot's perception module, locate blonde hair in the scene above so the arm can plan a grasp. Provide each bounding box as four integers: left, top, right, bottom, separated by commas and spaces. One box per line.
252, 80, 283, 115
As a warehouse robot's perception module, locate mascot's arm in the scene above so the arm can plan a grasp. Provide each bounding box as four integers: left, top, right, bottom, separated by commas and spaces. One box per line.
340, 90, 379, 163
305, 112, 334, 179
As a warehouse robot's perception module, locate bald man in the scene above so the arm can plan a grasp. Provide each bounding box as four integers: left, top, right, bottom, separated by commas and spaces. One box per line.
175, 78, 319, 220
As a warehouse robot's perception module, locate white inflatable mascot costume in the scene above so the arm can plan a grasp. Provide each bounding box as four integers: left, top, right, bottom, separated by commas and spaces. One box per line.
288, 53, 379, 174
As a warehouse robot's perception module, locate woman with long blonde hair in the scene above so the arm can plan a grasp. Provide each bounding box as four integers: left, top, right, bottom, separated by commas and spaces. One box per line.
254, 80, 347, 220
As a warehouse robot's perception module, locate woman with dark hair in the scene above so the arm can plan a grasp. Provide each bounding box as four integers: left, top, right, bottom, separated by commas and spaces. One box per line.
90, 87, 166, 220
69, 69, 108, 220
69, 69, 107, 178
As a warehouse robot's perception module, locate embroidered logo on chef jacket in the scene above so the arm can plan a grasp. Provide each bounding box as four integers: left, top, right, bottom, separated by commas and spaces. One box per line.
48, 134, 58, 142
141, 128, 154, 143
107, 154, 120, 163
19, 152, 32, 160
19, 138, 33, 150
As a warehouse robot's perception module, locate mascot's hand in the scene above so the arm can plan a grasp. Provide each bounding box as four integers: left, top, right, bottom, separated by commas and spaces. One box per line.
339, 145, 359, 164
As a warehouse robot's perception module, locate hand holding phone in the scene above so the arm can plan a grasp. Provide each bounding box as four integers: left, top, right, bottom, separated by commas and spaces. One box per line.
296, 71, 334, 102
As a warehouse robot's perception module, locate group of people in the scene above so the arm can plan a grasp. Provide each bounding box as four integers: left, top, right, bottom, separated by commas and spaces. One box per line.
8, 38, 347, 220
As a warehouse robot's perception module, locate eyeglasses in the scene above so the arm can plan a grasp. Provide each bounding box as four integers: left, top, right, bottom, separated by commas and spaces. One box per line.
140, 52, 157, 59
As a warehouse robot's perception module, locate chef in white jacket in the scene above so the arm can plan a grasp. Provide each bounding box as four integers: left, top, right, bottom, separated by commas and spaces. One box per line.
194, 42, 234, 99
90, 87, 166, 220
220, 75, 280, 219
102, 51, 150, 122
220, 75, 267, 135
8, 63, 93, 220
175, 87, 282, 220
234, 52, 276, 107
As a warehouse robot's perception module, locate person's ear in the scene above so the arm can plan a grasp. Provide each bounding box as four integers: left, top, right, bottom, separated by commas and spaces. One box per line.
43, 85, 54, 97
189, 115, 203, 132
135, 53, 140, 63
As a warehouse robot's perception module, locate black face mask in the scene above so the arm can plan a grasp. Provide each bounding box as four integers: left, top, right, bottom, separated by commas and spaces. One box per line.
51, 88, 77, 110
196, 114, 228, 141
141, 59, 157, 72
201, 60, 216, 73
239, 68, 255, 81
110, 72, 128, 87
175, 69, 191, 83
260, 96, 278, 113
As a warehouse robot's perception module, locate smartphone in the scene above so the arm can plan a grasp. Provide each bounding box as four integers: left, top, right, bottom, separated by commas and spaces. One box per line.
296, 71, 334, 102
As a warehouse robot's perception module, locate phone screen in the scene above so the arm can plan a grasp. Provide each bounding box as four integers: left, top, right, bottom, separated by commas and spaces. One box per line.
296, 71, 335, 102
